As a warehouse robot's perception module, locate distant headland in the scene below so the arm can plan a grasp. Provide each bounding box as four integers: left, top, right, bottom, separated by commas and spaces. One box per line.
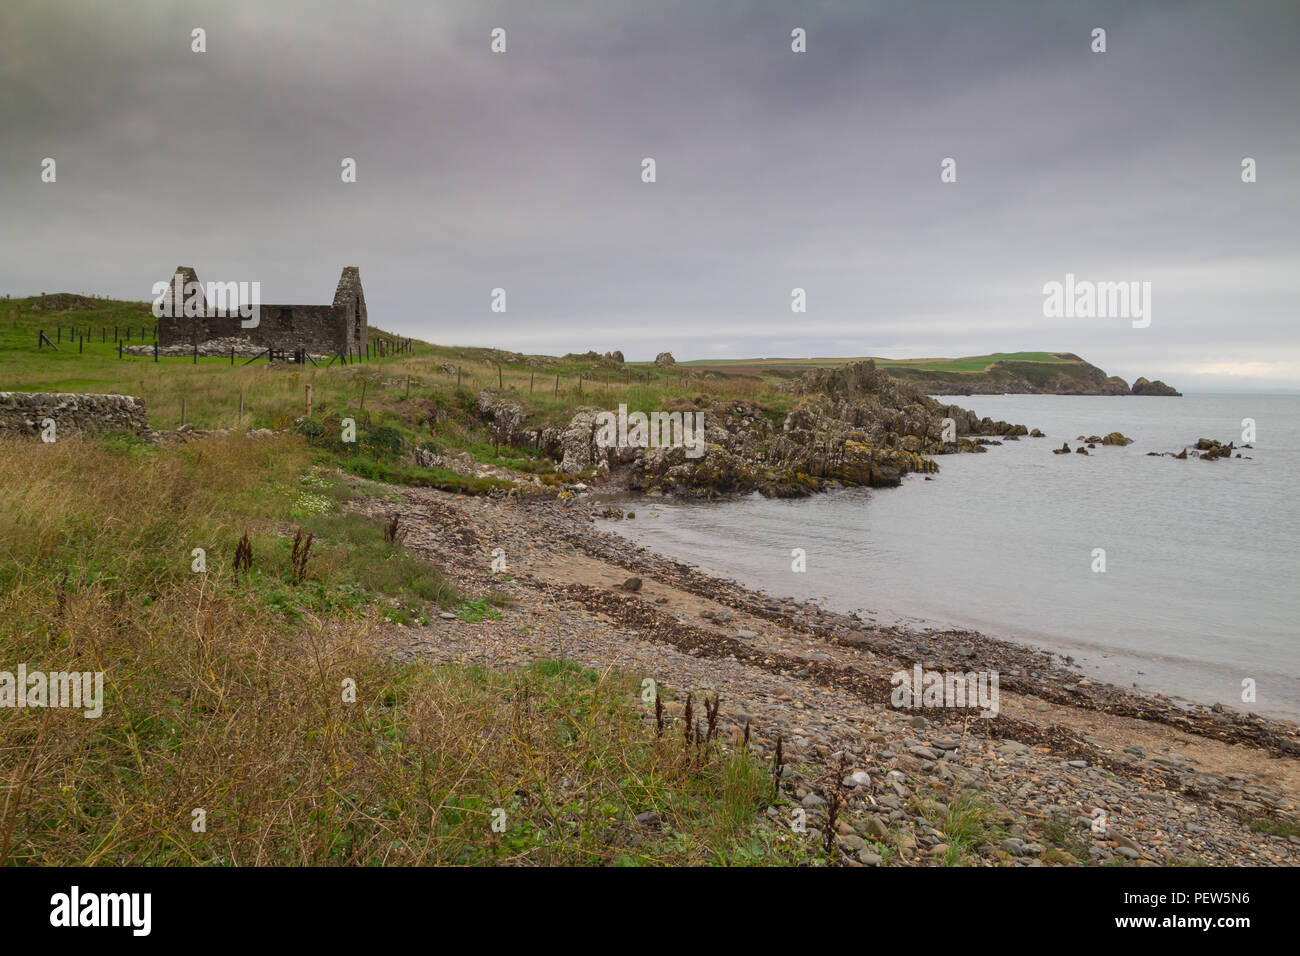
685, 352, 1181, 396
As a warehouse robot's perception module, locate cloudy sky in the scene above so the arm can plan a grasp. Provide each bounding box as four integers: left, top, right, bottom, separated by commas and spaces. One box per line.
2, 0, 1297, 389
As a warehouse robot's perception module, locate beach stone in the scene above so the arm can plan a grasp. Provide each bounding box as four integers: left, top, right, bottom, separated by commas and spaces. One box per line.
838, 833, 866, 851
1112, 832, 1141, 852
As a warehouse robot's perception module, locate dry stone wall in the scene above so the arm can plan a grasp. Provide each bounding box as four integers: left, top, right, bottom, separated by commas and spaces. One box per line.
0, 392, 149, 437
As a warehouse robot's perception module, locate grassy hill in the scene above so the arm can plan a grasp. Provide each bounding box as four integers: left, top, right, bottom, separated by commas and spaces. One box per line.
684, 350, 1074, 372
686, 351, 1132, 394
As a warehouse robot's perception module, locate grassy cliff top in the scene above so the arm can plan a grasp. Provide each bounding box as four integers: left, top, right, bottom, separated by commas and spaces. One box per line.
683, 351, 1082, 375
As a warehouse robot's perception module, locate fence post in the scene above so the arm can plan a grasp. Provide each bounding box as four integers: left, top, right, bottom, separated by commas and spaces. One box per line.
305, 384, 312, 418
530, 370, 534, 394
155, 342, 159, 362
238, 391, 243, 423
498, 365, 503, 389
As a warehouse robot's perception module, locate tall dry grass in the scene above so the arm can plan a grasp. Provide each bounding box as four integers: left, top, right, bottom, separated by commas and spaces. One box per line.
0, 434, 800, 865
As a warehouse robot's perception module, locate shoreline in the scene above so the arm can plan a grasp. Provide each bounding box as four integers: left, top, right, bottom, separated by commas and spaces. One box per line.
597, 492, 1299, 724
351, 480, 1300, 866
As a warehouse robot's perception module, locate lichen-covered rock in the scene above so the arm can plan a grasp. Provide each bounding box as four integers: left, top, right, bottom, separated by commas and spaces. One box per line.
654, 352, 676, 366
476, 390, 524, 441
559, 408, 603, 473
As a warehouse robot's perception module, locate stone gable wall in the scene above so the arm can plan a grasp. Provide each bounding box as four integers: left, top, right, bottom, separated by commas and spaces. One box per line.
156, 266, 367, 354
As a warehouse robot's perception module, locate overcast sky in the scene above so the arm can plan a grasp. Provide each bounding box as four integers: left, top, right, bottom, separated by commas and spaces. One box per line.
2, 1, 1297, 389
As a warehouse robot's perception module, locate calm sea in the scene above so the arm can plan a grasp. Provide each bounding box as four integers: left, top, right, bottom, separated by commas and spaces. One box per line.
604, 394, 1300, 720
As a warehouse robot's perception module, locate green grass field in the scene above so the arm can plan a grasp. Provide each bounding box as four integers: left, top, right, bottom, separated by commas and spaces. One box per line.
0, 295, 794, 435
684, 351, 1079, 375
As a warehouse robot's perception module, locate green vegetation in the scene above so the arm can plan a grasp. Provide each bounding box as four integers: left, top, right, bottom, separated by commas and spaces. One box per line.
0, 428, 813, 865
0, 294, 797, 480
685, 351, 1076, 374
910, 790, 1002, 865
1246, 816, 1300, 840
874, 351, 1076, 372
1042, 809, 1094, 862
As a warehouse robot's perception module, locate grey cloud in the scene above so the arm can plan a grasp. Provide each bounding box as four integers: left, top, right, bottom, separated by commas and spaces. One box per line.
1, 0, 1297, 389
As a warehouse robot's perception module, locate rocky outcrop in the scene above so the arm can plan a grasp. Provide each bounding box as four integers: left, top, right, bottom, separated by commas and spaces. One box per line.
538, 361, 1032, 498
1132, 377, 1182, 396
1149, 438, 1249, 460
1193, 438, 1237, 460
0, 392, 150, 438
559, 408, 602, 474
476, 390, 525, 442
654, 352, 676, 366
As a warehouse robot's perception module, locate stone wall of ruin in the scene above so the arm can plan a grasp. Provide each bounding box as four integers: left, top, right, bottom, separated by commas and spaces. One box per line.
156, 266, 367, 354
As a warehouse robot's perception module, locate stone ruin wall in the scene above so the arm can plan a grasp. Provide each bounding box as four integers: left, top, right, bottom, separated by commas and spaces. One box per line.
0, 392, 150, 438
156, 266, 367, 355
158, 305, 348, 353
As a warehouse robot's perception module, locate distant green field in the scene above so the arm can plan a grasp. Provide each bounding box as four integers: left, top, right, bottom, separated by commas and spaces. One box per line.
876, 352, 1077, 373
684, 352, 1079, 375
